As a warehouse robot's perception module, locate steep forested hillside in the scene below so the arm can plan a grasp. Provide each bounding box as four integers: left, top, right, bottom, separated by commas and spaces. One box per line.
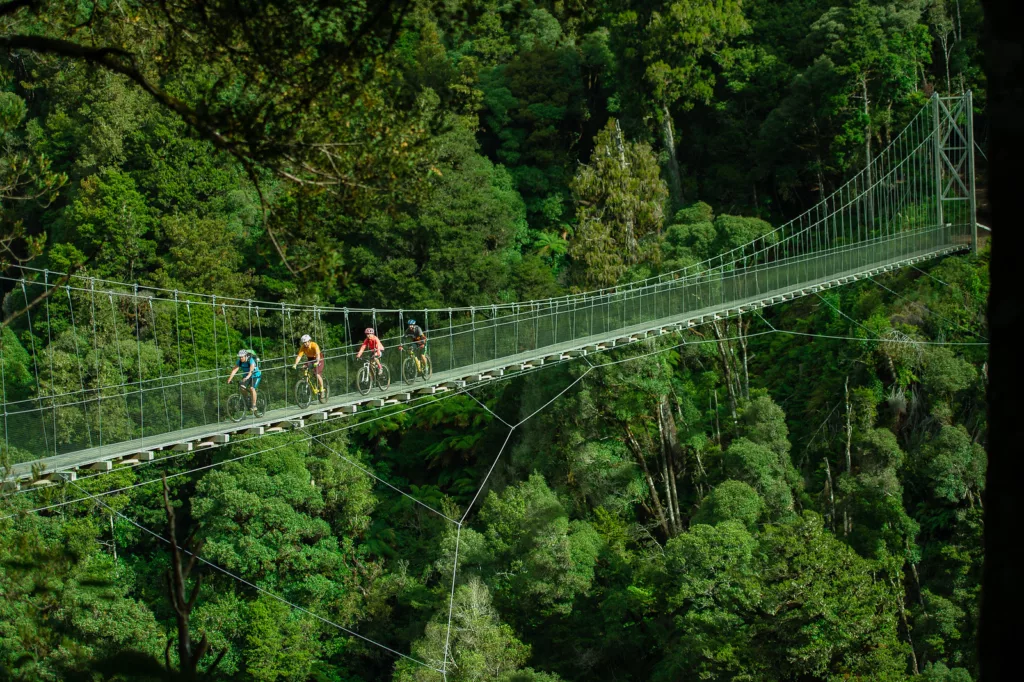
1, 2, 987, 681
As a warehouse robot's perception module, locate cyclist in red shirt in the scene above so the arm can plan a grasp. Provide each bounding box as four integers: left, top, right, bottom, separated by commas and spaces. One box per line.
356, 328, 385, 376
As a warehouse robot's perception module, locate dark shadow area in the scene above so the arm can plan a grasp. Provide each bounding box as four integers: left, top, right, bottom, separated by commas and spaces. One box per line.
979, 0, 1024, 678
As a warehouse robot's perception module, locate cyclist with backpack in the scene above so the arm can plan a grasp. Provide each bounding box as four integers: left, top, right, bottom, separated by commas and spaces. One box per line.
227, 349, 261, 412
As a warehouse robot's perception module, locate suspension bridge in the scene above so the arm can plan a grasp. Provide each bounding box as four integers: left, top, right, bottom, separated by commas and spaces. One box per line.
0, 92, 981, 489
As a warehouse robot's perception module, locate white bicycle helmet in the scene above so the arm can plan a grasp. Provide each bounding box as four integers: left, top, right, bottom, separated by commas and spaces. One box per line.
300, 334, 312, 344
237, 349, 249, 358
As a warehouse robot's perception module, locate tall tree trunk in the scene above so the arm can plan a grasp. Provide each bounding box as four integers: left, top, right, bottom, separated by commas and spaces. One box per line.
844, 376, 854, 536
893, 577, 921, 675
844, 376, 853, 475
712, 321, 739, 422
738, 315, 751, 400
824, 456, 837, 532
659, 397, 685, 534
657, 411, 677, 534
661, 104, 683, 207
625, 424, 671, 537
161, 474, 223, 679
712, 392, 722, 444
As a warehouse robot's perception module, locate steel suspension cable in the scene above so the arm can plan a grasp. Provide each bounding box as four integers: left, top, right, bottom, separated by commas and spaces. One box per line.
20, 279, 49, 455
66, 286, 94, 448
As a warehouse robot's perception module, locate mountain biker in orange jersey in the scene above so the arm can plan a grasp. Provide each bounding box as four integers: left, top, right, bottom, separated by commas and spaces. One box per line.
400, 319, 427, 373
292, 334, 326, 401
356, 328, 385, 376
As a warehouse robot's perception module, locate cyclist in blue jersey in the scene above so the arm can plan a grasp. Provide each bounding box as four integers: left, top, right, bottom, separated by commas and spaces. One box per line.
227, 349, 261, 412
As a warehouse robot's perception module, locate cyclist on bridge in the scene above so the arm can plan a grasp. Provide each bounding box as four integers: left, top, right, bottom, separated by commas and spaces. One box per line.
356, 328, 385, 376
292, 334, 326, 402
401, 319, 427, 374
227, 349, 261, 412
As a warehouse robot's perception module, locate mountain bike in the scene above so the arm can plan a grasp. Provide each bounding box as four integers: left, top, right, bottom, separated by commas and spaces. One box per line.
227, 380, 267, 422
357, 357, 391, 395
400, 345, 432, 384
295, 365, 330, 408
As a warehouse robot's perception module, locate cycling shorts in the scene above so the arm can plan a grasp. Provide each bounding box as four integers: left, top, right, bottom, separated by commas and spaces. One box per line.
304, 356, 325, 376
240, 375, 261, 390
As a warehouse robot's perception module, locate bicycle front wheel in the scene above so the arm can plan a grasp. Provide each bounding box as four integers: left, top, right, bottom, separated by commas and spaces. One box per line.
227, 393, 246, 422
376, 364, 391, 391
402, 356, 417, 385
357, 366, 373, 395
295, 379, 312, 408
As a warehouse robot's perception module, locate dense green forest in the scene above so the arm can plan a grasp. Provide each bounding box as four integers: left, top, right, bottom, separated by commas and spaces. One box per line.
1, 1, 988, 681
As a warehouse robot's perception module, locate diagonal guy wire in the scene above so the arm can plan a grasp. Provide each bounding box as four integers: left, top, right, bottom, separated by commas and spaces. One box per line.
312, 434, 459, 525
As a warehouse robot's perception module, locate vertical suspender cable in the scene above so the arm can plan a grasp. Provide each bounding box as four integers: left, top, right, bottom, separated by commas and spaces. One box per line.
514, 304, 519, 355
280, 303, 287, 409
43, 271, 58, 452
967, 90, 978, 254
148, 297, 171, 433
186, 300, 206, 424
88, 278, 101, 448
212, 296, 220, 423
109, 292, 131, 436
173, 291, 184, 430
20, 279, 48, 456
67, 286, 94, 448
343, 308, 350, 392
937, 97, 946, 241
255, 305, 268, 407
134, 285, 144, 437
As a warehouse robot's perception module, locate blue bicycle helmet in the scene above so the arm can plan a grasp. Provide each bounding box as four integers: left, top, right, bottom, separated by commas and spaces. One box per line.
407, 319, 416, 325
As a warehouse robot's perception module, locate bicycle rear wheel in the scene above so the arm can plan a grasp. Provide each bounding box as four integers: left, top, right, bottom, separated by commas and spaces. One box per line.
421, 355, 432, 381
227, 393, 246, 422
318, 378, 330, 403
295, 379, 312, 408
255, 394, 267, 417
357, 366, 373, 395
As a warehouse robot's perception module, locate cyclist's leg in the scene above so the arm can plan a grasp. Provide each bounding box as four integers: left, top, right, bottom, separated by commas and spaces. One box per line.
240, 378, 254, 409
250, 375, 261, 409
315, 356, 325, 393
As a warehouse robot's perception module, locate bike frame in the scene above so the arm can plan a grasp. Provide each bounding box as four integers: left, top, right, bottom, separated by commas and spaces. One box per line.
301, 366, 321, 395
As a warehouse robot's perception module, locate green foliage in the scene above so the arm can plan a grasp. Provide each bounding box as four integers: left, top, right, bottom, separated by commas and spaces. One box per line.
395, 576, 532, 682
723, 438, 795, 519
478, 473, 602, 621
569, 118, 668, 288
693, 480, 764, 529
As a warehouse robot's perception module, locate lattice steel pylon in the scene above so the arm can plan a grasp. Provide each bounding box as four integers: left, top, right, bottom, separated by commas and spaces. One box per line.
0, 92, 979, 483
934, 91, 979, 253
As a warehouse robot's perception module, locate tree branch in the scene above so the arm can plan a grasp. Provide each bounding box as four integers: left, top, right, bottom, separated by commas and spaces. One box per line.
0, 0, 35, 18
0, 268, 81, 329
